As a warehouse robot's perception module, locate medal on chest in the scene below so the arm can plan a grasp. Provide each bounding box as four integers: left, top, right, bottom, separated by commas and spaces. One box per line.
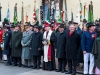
91, 34, 96, 39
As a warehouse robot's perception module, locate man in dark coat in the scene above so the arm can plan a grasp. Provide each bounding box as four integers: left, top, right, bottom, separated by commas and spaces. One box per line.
55, 24, 66, 73
92, 35, 100, 74
65, 24, 80, 75
73, 22, 82, 66
10, 25, 22, 67
30, 25, 43, 69
3, 25, 12, 66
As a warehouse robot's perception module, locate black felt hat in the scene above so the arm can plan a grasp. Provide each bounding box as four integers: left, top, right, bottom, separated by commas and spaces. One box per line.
86, 22, 95, 28
83, 19, 87, 22
59, 24, 65, 28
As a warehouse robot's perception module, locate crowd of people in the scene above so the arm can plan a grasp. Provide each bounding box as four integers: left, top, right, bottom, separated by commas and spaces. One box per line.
0, 19, 100, 75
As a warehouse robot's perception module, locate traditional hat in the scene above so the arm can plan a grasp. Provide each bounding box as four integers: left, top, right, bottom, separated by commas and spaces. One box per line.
59, 24, 65, 28
86, 22, 95, 28
39, 25, 43, 30
68, 21, 73, 25
44, 21, 51, 27
5, 24, 11, 29
10, 23, 15, 28
83, 19, 87, 22
95, 19, 99, 22
25, 22, 28, 26
73, 22, 78, 25
33, 24, 39, 28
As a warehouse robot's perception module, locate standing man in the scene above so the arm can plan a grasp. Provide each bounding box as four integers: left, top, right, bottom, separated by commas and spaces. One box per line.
30, 24, 43, 69
42, 22, 56, 71
10, 25, 22, 67
56, 24, 66, 73
65, 24, 80, 75
21, 25, 33, 68
81, 22, 96, 74
3, 25, 12, 66
73, 22, 82, 66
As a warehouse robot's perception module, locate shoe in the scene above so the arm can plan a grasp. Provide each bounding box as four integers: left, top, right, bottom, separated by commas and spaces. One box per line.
37, 66, 40, 69
23, 64, 27, 67
61, 69, 65, 73
27, 66, 31, 68
71, 71, 76, 75
56, 69, 62, 72
5, 63, 12, 66
32, 66, 37, 69
65, 71, 72, 74
18, 64, 22, 67
13, 64, 17, 66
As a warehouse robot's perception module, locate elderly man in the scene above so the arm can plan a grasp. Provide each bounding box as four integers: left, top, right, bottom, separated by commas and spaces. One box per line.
10, 25, 22, 67
42, 22, 56, 71
65, 24, 80, 75
30, 24, 43, 69
56, 24, 66, 73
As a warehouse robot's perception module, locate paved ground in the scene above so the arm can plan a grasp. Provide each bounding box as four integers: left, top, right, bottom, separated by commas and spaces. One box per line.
0, 62, 82, 75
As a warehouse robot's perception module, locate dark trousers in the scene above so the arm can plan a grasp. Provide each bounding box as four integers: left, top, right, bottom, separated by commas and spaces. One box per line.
0, 47, 2, 60
67, 59, 77, 72
58, 58, 66, 70
33, 56, 41, 68
13, 57, 22, 65
7, 55, 12, 65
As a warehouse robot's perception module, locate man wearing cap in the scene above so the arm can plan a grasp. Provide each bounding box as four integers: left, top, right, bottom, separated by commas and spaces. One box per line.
65, 24, 80, 75
55, 24, 66, 73
30, 24, 43, 69
81, 22, 96, 74
42, 21, 56, 71
3, 25, 12, 66
10, 25, 22, 67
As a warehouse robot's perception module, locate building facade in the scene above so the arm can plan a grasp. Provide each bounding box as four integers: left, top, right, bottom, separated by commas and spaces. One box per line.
0, 0, 100, 23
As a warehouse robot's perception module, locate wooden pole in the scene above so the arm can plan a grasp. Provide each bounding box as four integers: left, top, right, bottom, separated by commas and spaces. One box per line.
21, 2, 24, 32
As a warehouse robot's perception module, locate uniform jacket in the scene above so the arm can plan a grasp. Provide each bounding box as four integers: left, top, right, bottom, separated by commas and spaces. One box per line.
3, 30, 12, 55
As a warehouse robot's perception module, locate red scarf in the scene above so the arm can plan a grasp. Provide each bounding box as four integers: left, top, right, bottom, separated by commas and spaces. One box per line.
69, 32, 73, 37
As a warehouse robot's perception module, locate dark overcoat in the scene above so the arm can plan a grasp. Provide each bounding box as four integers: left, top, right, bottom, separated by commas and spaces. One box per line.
92, 38, 100, 69
56, 31, 66, 58
30, 31, 43, 56
10, 30, 22, 57
3, 30, 12, 55
66, 31, 80, 60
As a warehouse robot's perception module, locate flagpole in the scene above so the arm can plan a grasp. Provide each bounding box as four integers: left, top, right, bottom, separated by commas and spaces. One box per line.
7, 2, 10, 23
0, 3, 2, 21
21, 2, 24, 32
65, 0, 68, 25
